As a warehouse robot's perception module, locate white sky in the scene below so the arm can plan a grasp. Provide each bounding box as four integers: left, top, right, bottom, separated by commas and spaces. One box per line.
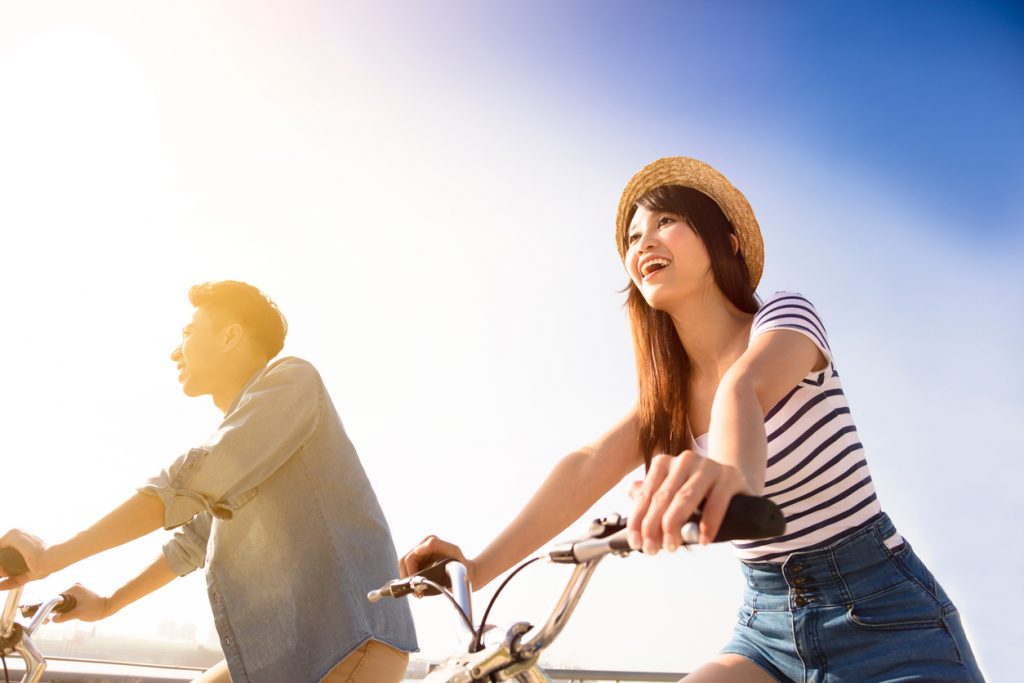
0, 2, 1019, 680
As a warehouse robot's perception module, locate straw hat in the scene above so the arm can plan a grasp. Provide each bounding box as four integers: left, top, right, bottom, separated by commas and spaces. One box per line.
615, 156, 764, 288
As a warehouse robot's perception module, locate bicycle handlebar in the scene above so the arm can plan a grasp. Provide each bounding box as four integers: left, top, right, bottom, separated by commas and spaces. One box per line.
549, 493, 785, 563
19, 594, 77, 620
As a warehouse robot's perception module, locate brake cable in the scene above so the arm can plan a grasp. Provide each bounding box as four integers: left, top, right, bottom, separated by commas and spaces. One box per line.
470, 556, 541, 653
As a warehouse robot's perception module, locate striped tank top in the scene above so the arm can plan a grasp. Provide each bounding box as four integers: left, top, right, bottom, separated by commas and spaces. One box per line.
691, 291, 901, 562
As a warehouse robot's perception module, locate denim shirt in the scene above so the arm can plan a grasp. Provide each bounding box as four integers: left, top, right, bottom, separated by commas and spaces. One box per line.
139, 357, 417, 683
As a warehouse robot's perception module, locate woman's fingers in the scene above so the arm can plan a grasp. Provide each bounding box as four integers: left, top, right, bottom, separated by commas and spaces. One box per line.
631, 452, 754, 553
626, 454, 672, 550
659, 455, 718, 551
643, 453, 704, 553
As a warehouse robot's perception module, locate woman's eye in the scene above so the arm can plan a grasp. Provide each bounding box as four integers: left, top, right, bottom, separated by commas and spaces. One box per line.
658, 215, 676, 226
627, 233, 640, 245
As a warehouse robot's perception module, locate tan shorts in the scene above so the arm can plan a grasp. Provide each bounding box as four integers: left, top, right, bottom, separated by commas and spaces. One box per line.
195, 639, 409, 683
321, 639, 409, 683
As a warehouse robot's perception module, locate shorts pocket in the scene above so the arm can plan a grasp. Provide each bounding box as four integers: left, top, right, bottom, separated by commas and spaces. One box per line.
845, 578, 945, 631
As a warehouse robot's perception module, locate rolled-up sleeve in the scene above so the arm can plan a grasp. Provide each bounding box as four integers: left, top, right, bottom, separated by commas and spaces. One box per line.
139, 358, 323, 529
163, 513, 212, 576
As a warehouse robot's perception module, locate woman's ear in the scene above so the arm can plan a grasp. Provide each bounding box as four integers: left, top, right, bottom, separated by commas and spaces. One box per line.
729, 234, 740, 255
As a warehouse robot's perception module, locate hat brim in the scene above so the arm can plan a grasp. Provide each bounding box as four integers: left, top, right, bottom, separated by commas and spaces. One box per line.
615, 156, 764, 289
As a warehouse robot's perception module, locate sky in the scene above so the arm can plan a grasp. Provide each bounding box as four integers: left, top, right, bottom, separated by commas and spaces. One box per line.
0, 1, 1020, 680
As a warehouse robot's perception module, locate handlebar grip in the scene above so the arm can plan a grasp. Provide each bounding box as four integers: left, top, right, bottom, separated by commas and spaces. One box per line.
410, 558, 456, 596
367, 558, 459, 603
605, 495, 784, 554
0, 547, 29, 576
55, 593, 77, 615
712, 494, 785, 542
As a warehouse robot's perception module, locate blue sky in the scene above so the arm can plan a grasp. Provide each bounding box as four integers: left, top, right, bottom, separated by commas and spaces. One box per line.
349, 0, 1023, 237
0, 1, 1020, 680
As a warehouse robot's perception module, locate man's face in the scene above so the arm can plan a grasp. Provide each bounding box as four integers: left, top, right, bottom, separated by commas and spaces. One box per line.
170, 306, 228, 397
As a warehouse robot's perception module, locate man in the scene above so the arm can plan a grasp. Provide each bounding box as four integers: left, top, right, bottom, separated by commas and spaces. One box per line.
0, 281, 416, 682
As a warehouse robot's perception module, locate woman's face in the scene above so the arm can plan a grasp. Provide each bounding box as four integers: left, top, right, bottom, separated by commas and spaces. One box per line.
625, 205, 714, 310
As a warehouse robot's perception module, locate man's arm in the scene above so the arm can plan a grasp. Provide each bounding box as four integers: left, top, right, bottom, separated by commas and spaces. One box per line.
0, 493, 164, 588
143, 358, 322, 530
54, 554, 178, 623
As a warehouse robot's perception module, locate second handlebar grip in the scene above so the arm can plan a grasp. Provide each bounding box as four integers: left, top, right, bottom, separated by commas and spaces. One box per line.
0, 547, 29, 576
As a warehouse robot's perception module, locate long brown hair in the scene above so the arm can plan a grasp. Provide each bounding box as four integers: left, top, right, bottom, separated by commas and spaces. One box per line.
620, 185, 759, 468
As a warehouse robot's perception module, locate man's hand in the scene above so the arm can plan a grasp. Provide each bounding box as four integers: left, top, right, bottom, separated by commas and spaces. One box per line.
52, 584, 112, 623
0, 529, 53, 589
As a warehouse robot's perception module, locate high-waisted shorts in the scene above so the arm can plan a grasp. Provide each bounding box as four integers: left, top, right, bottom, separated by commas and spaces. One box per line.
721, 513, 985, 682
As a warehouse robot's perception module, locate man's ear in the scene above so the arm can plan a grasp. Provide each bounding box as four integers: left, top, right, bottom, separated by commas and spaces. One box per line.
223, 323, 245, 352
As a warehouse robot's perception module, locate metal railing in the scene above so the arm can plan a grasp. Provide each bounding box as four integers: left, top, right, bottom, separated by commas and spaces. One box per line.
0, 657, 685, 683
512, 670, 684, 682
401, 663, 685, 682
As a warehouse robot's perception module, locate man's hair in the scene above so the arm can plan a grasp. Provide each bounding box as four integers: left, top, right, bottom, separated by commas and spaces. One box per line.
188, 281, 288, 361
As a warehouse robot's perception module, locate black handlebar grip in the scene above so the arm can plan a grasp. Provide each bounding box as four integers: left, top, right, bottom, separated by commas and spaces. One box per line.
413, 558, 457, 596
0, 547, 29, 576
55, 593, 78, 614
709, 494, 785, 542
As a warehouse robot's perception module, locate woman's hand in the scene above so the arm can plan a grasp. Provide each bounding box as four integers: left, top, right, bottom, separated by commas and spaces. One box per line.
0, 529, 55, 589
52, 584, 112, 623
627, 450, 754, 553
400, 536, 477, 588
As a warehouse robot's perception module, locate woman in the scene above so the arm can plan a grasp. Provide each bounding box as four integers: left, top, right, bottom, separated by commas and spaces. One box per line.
402, 157, 984, 682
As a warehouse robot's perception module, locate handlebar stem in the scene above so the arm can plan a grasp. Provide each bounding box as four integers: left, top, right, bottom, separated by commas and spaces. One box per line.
515, 557, 604, 660
17, 636, 47, 683
444, 562, 475, 645
2, 586, 24, 638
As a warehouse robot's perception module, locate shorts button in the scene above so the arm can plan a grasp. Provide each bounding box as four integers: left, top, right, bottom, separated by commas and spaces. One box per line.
795, 596, 808, 607
793, 577, 806, 587
790, 563, 803, 574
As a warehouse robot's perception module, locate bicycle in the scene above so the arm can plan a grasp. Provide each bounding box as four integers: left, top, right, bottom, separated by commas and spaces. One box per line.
0, 548, 77, 683
369, 495, 785, 682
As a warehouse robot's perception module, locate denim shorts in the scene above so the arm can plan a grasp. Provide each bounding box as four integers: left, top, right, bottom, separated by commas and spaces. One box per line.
721, 513, 985, 682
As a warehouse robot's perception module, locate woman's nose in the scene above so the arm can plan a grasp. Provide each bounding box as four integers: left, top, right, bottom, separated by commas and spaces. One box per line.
637, 227, 659, 251
170, 347, 182, 362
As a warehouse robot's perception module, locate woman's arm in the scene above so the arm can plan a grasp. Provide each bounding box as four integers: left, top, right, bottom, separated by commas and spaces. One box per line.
709, 328, 826, 491
401, 409, 643, 589
629, 329, 825, 551
54, 554, 178, 623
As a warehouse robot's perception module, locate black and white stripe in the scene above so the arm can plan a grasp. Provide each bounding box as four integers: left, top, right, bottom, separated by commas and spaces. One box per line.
694, 292, 899, 562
